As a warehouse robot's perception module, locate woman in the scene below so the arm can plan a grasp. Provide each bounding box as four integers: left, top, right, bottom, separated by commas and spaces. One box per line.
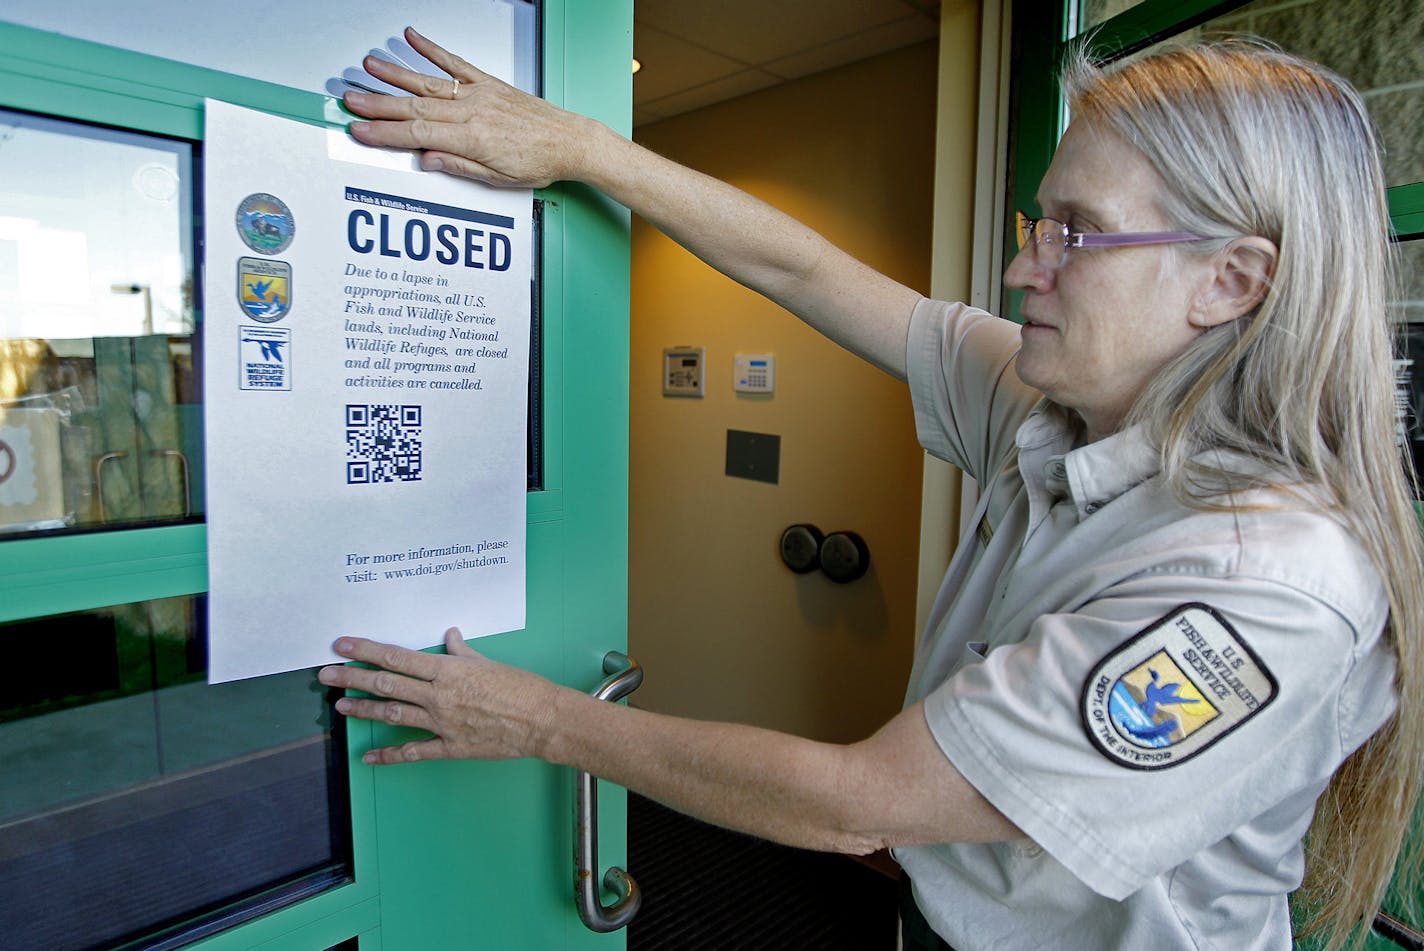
318, 30, 1423, 950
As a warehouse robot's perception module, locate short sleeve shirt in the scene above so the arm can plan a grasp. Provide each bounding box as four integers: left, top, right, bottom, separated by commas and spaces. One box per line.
895, 298, 1397, 951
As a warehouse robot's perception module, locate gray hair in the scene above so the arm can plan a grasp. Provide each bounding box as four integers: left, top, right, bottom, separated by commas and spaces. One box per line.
1069, 39, 1392, 490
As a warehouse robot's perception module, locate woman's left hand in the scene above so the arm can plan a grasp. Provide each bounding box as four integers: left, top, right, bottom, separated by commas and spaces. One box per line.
318, 627, 561, 765
343, 27, 597, 189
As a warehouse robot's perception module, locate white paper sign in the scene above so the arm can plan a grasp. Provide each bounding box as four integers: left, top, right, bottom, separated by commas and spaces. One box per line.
203, 100, 531, 683
1, 1, 532, 97
0, 408, 64, 531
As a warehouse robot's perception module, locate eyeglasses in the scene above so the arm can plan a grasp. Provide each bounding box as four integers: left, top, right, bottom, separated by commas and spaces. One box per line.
1015, 211, 1207, 270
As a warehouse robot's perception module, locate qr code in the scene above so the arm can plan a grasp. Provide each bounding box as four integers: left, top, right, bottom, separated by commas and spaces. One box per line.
346, 404, 423, 484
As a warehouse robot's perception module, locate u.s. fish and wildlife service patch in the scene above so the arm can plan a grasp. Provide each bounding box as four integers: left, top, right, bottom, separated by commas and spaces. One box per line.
237, 257, 292, 322
1080, 603, 1277, 770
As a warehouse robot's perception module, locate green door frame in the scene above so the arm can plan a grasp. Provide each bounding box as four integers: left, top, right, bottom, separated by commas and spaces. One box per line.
0, 1, 633, 948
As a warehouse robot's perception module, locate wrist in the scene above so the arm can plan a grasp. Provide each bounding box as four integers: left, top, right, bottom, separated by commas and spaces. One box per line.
576, 121, 640, 195
527, 679, 577, 764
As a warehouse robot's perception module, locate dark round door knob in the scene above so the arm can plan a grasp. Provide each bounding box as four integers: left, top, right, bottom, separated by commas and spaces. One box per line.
780, 523, 824, 573
819, 531, 870, 583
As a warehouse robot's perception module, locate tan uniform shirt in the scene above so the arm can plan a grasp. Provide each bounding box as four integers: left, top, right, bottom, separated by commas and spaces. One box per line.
895, 298, 1396, 950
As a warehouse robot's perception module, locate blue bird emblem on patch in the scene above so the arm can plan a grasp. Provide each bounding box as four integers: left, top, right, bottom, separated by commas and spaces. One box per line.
1106, 659, 1215, 749
237, 256, 293, 322
1140, 668, 1202, 718
1118, 667, 1204, 743
1081, 604, 1277, 769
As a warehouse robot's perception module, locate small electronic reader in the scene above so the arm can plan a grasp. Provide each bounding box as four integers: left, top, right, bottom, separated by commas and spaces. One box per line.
663, 346, 705, 397
734, 352, 775, 394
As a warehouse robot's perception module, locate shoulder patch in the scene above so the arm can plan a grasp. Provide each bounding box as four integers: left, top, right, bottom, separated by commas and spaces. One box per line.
1080, 603, 1277, 770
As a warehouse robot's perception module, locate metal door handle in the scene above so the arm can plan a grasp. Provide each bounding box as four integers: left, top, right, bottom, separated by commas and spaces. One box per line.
150, 448, 192, 516
575, 651, 643, 932
94, 451, 128, 523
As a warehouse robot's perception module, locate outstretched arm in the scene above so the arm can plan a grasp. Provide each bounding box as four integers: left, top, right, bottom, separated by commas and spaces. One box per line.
318, 630, 1022, 854
343, 28, 919, 379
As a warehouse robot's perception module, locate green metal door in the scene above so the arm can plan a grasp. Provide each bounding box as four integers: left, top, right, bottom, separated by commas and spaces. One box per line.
0, 2, 633, 948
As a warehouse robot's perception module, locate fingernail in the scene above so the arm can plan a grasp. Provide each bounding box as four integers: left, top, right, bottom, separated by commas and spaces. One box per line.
349, 121, 369, 135
363, 752, 378, 765
334, 637, 353, 654
423, 156, 444, 172
335, 698, 352, 714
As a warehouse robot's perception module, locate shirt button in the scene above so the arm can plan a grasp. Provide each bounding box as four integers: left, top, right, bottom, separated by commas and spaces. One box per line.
1084, 501, 1102, 515
1045, 459, 1067, 480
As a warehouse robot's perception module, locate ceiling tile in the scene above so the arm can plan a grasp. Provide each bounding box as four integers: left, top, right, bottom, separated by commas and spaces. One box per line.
629, 0, 941, 126
637, 69, 785, 122
635, 0, 921, 66
764, 15, 939, 80
633, 24, 748, 103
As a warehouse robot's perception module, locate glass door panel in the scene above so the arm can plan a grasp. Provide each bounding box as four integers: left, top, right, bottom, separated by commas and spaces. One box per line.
0, 594, 350, 951
1395, 240, 1424, 490
1200, 0, 1422, 188
1078, 0, 1154, 30
1110, 0, 1424, 190
0, 106, 199, 535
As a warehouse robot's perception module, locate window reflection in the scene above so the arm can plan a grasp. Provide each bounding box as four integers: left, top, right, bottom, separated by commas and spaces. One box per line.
0, 595, 351, 951
1115, 0, 1424, 190
1398, 239, 1424, 325
1077, 0, 1152, 32
1395, 240, 1424, 490
0, 108, 200, 535
1204, 0, 1422, 189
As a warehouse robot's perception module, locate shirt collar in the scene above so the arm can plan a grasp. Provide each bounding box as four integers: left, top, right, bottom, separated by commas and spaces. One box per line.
1064, 423, 1160, 517
1017, 406, 1160, 519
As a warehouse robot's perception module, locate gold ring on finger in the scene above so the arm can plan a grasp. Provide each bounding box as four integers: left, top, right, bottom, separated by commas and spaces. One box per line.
451, 78, 460, 99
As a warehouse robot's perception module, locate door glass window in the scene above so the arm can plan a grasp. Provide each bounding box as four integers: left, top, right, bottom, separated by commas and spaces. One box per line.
0, 594, 351, 951
1117, 0, 1424, 189
1395, 240, 1424, 489
1399, 239, 1424, 325
1077, 0, 1152, 31
0, 107, 200, 535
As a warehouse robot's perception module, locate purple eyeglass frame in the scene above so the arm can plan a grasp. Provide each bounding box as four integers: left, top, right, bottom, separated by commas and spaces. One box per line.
1015, 210, 1207, 267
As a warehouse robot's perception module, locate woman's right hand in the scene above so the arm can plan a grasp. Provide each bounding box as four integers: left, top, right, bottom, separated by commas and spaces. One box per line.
344, 27, 598, 190
351, 28, 917, 378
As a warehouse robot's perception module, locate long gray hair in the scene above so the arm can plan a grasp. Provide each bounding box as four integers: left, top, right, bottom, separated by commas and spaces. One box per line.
1065, 39, 1424, 949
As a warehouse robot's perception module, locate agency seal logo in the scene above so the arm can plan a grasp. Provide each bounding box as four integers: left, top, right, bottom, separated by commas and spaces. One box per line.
239, 326, 291, 391
238, 257, 292, 322
236, 192, 295, 255
1080, 603, 1276, 770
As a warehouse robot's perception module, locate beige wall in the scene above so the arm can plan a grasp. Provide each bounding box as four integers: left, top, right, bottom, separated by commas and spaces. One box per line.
626, 40, 944, 744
